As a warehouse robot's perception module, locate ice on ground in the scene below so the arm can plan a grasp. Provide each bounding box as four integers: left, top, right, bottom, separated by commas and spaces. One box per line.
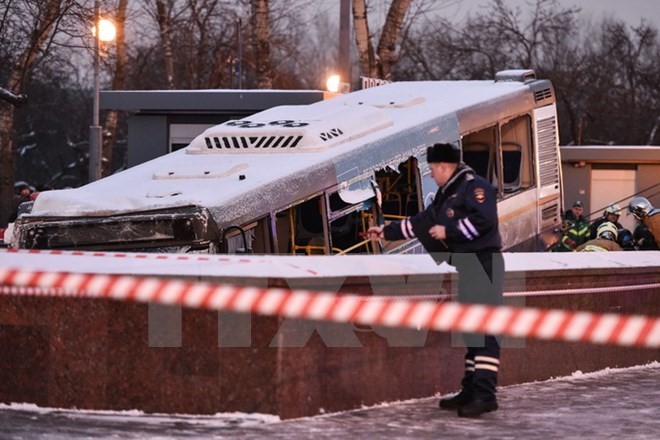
1, 362, 658, 439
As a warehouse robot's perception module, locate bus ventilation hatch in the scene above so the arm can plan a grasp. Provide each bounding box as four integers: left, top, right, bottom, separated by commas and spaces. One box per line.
534, 88, 553, 102
542, 204, 558, 222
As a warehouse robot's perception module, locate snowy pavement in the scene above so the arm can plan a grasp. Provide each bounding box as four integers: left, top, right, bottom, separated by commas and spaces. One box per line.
1, 363, 658, 439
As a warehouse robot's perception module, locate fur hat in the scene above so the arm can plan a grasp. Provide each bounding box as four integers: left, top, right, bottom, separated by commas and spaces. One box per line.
426, 143, 461, 164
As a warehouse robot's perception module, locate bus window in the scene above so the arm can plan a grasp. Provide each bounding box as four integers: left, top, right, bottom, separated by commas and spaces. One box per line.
463, 141, 493, 181
272, 195, 328, 255
220, 219, 270, 254
292, 196, 328, 254
327, 195, 362, 254
500, 115, 534, 194
375, 157, 423, 254
249, 217, 272, 254
375, 157, 421, 219
462, 126, 499, 192
326, 179, 377, 254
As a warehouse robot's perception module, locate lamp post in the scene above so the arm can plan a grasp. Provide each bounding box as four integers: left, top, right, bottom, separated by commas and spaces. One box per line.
338, 0, 351, 88
324, 0, 351, 95
89, 1, 116, 182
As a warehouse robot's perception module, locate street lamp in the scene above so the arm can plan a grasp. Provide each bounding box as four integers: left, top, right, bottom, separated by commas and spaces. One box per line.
326, 74, 350, 94
326, 74, 341, 93
89, 1, 116, 182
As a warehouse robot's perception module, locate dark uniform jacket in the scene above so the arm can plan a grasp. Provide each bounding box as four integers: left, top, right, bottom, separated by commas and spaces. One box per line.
555, 219, 590, 251
382, 163, 502, 255
634, 223, 659, 250
642, 211, 660, 249
383, 163, 502, 306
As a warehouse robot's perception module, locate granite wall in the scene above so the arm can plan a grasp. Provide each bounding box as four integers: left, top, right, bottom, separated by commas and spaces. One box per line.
0, 265, 658, 419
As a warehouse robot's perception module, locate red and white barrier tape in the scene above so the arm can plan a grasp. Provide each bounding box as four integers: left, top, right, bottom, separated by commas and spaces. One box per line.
3, 248, 658, 298
1, 267, 658, 348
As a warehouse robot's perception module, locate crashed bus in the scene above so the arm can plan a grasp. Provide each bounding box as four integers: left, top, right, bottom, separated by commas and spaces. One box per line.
8, 69, 563, 254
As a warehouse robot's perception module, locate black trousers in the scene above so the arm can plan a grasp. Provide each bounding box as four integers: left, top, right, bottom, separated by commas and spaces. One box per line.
451, 252, 504, 401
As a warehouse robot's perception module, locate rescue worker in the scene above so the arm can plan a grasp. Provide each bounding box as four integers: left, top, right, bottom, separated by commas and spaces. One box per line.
9, 182, 32, 223
589, 204, 623, 239
367, 142, 503, 418
575, 222, 622, 252
563, 200, 585, 223
628, 197, 660, 249
633, 223, 659, 250
618, 227, 635, 250
589, 203, 634, 249
552, 201, 590, 251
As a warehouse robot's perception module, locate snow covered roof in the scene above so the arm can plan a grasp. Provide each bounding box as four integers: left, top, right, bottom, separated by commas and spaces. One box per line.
28, 79, 531, 224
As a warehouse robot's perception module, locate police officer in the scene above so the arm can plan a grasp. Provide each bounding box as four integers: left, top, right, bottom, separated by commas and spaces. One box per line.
367, 142, 503, 418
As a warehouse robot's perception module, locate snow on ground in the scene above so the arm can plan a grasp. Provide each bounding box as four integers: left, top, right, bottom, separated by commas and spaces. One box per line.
1, 363, 658, 439
1, 249, 659, 280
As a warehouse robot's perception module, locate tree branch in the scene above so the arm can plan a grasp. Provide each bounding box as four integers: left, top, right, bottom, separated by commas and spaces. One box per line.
0, 87, 27, 107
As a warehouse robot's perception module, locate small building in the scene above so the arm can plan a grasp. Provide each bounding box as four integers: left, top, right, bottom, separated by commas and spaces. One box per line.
560, 145, 660, 231
100, 89, 329, 167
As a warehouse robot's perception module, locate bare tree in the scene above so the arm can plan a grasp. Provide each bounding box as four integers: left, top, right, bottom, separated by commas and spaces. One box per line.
577, 20, 660, 145
0, 0, 83, 226
352, 0, 376, 78
251, 0, 273, 88
352, 0, 413, 80
133, 0, 240, 89
395, 0, 659, 146
155, 0, 176, 89
377, 0, 412, 79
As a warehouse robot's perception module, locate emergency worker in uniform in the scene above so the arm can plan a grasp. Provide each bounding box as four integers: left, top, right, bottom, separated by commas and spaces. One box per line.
551, 201, 590, 252
575, 222, 622, 252
589, 204, 623, 239
589, 204, 634, 249
563, 200, 585, 223
628, 197, 660, 248
633, 224, 659, 250
618, 228, 635, 250
9, 182, 32, 223
367, 142, 503, 418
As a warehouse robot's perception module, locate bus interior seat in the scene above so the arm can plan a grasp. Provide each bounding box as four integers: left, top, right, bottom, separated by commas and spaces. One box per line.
291, 199, 324, 253
405, 192, 419, 216
382, 191, 402, 216
462, 142, 492, 180
502, 142, 522, 192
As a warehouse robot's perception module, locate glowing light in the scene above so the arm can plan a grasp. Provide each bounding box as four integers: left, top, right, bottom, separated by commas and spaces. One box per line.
326, 74, 341, 93
93, 18, 116, 42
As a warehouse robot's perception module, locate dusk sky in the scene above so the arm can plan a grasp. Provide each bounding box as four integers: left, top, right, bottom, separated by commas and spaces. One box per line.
445, 0, 659, 28
316, 1, 659, 33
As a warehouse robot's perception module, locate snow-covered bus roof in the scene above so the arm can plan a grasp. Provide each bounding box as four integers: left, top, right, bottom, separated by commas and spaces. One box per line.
29, 79, 540, 225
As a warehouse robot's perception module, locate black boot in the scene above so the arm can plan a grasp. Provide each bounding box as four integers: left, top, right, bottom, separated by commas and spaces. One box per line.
438, 390, 472, 410
457, 398, 498, 417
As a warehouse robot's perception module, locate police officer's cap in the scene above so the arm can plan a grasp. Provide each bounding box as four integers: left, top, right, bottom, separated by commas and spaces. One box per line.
427, 143, 460, 164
